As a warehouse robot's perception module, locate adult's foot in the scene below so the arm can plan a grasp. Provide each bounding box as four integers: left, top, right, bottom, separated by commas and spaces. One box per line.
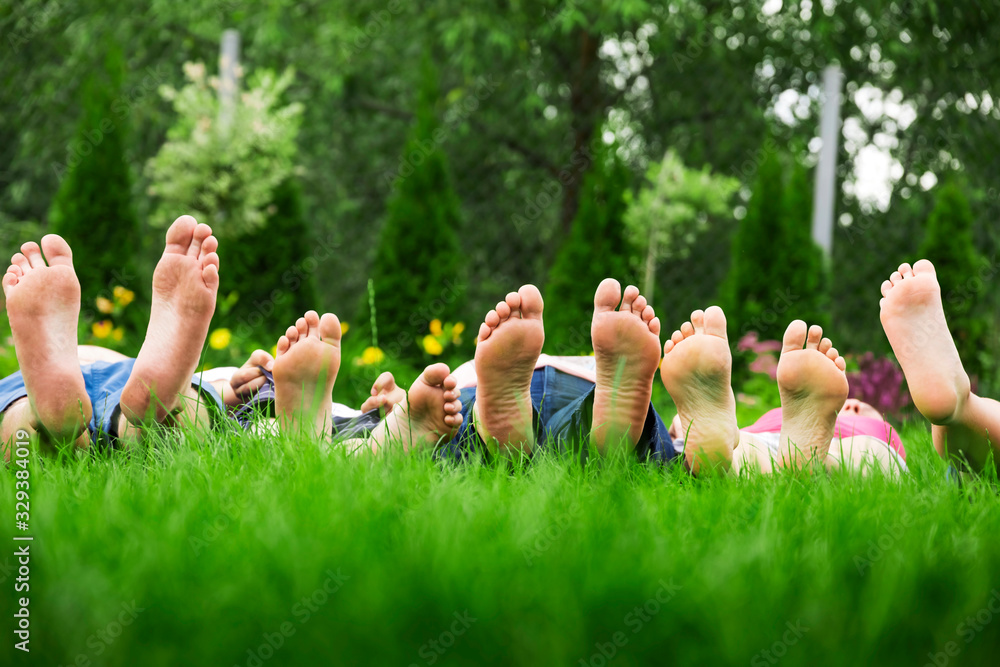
473, 285, 544, 455
660, 307, 737, 473
879, 260, 970, 423
272, 310, 342, 438
591, 279, 662, 453
120, 215, 219, 424
2, 235, 91, 444
371, 364, 463, 453
776, 320, 848, 469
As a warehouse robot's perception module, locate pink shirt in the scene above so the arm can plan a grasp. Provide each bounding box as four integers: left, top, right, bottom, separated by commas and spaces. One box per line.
743, 408, 906, 461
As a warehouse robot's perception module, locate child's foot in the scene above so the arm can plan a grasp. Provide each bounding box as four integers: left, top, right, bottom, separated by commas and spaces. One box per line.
473, 285, 544, 455
2, 235, 92, 443
591, 279, 662, 453
272, 310, 342, 438
121, 216, 220, 423
360, 372, 406, 414
879, 260, 970, 423
776, 320, 848, 468
659, 307, 738, 473
371, 364, 463, 453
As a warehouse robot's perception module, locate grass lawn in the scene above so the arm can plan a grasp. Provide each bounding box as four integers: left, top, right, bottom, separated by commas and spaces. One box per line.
3, 398, 1000, 667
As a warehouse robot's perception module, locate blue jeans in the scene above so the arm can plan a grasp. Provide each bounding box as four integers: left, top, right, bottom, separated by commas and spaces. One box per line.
0, 359, 224, 446
442, 366, 675, 462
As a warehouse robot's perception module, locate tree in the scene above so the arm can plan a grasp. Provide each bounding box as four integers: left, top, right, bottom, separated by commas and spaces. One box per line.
624, 150, 738, 302
365, 63, 465, 357
918, 182, 988, 377
49, 48, 142, 328
723, 149, 829, 341
546, 140, 633, 353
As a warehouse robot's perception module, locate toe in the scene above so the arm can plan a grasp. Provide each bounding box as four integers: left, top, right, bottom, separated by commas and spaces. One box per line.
806, 325, 823, 349
1, 271, 17, 295
188, 223, 212, 257
703, 306, 728, 338
671, 330, 683, 344
899, 262, 913, 278
304, 310, 321, 338
818, 337, 832, 354
631, 294, 647, 316
295, 317, 308, 337
484, 309, 500, 328
202, 251, 220, 271
285, 325, 299, 343
40, 234, 74, 267
319, 313, 342, 344
20, 242, 45, 268
827, 346, 840, 361
880, 280, 892, 297
649, 317, 661, 336
834, 356, 846, 371
421, 362, 451, 387
641, 305, 655, 323
504, 291, 521, 314
164, 215, 197, 253
478, 322, 493, 341
276, 336, 290, 356
913, 258, 936, 276
781, 320, 808, 353
690, 309, 706, 334
442, 375, 457, 391
202, 262, 219, 291
621, 285, 640, 312
495, 301, 511, 321
680, 321, 694, 338
594, 278, 622, 313
889, 271, 903, 286
518, 284, 544, 320
11, 253, 29, 274
201, 234, 219, 257
663, 340, 675, 354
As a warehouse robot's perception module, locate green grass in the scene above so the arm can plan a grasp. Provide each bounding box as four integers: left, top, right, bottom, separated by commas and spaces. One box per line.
3, 417, 1000, 667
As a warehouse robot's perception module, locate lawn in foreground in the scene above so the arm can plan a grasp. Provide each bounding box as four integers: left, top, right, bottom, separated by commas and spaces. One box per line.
2, 422, 1000, 667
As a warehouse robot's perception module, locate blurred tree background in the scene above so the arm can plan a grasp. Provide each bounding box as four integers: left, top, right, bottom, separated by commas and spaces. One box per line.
1, 0, 999, 390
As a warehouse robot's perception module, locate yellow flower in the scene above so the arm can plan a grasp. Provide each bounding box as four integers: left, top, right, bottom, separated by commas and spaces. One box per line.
359, 346, 385, 366
111, 327, 124, 342
112, 286, 135, 307
208, 328, 232, 350
340, 321, 350, 335
96, 297, 114, 314
270, 344, 278, 359
92, 320, 113, 339
422, 335, 444, 356
429, 319, 443, 336
452, 322, 465, 336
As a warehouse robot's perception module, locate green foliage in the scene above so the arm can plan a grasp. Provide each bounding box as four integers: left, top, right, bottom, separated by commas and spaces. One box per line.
146, 63, 303, 237
917, 181, 990, 377
220, 178, 318, 346
547, 141, 633, 353
48, 49, 143, 329
366, 63, 465, 356
624, 150, 739, 301
723, 148, 829, 340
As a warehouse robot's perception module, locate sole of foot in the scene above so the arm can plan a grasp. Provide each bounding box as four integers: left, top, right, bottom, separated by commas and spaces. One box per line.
473, 284, 545, 456
879, 260, 970, 424
121, 215, 220, 424
272, 310, 343, 439
2, 235, 91, 442
591, 279, 662, 454
374, 364, 463, 453
776, 320, 848, 469
659, 306, 737, 474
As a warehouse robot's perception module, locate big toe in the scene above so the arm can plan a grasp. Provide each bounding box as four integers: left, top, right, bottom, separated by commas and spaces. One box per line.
319, 312, 342, 344
40, 235, 74, 267
518, 284, 544, 319
164, 215, 198, 252
593, 278, 621, 313
912, 258, 936, 276
420, 362, 451, 387
782, 320, 808, 353
703, 306, 728, 338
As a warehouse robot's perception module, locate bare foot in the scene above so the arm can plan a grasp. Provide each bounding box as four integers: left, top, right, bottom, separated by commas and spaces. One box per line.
660, 306, 737, 473
776, 320, 848, 469
2, 235, 92, 443
879, 260, 970, 423
473, 285, 544, 455
121, 215, 220, 423
371, 364, 463, 453
360, 372, 406, 414
272, 310, 342, 438
591, 279, 662, 453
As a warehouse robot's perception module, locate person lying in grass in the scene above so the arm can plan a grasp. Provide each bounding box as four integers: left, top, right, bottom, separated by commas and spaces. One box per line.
880, 259, 1000, 475
0, 220, 462, 461
661, 309, 907, 476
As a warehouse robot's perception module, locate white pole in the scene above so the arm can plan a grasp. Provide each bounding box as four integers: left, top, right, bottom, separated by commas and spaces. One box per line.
218, 29, 240, 136
812, 65, 843, 256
